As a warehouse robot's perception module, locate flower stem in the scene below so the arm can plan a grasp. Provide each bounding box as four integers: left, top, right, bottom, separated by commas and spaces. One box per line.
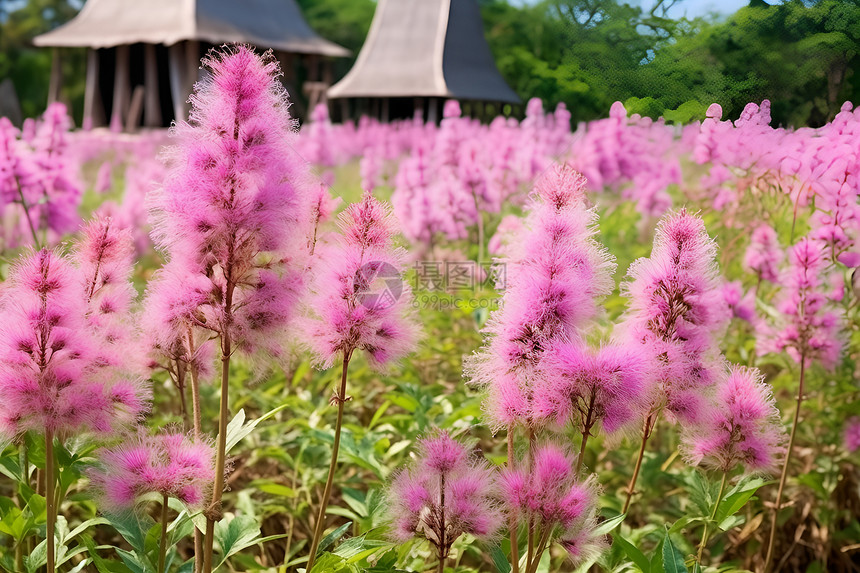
15, 177, 40, 249
158, 494, 170, 573
764, 354, 806, 573
438, 471, 447, 573
526, 526, 552, 573
186, 330, 204, 573
45, 429, 55, 572
697, 471, 728, 564
525, 428, 535, 571
306, 351, 353, 572
623, 412, 656, 514
575, 393, 597, 475
202, 317, 233, 573
507, 427, 519, 573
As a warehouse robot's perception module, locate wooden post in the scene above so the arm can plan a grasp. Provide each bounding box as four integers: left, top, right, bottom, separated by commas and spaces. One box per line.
83, 48, 99, 130
168, 42, 185, 122
127, 85, 145, 133
110, 44, 130, 132
185, 39, 199, 96
143, 43, 162, 127
382, 97, 389, 123
428, 97, 439, 124
47, 48, 61, 105
414, 97, 424, 122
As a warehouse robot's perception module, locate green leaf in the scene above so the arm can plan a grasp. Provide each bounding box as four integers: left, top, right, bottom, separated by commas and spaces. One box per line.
490, 544, 512, 573
716, 477, 768, 525
662, 530, 688, 573
318, 522, 352, 554
613, 533, 650, 573
224, 404, 289, 453
594, 513, 625, 536
214, 515, 262, 566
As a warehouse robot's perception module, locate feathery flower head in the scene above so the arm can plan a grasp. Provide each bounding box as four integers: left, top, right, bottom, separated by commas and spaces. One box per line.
744, 224, 782, 284
149, 45, 312, 360
845, 417, 860, 453
302, 191, 418, 369
619, 209, 727, 425
761, 237, 841, 369
466, 165, 615, 431
681, 367, 785, 474
91, 430, 215, 510
387, 431, 501, 559
501, 444, 601, 564
0, 249, 147, 437
534, 342, 647, 434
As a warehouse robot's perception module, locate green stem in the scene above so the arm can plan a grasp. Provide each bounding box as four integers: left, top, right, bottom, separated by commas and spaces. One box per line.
764, 354, 806, 573
158, 494, 170, 573
575, 393, 597, 475
437, 471, 447, 573
306, 352, 353, 572
526, 526, 552, 573
203, 313, 233, 573
45, 429, 55, 572
15, 177, 40, 249
623, 413, 656, 514
507, 427, 519, 573
697, 471, 729, 564
187, 330, 204, 573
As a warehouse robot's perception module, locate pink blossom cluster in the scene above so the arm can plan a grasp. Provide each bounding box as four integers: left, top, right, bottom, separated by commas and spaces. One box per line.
619, 209, 728, 425
758, 237, 841, 368
466, 165, 615, 430
694, 100, 860, 267
566, 101, 682, 217
0, 246, 148, 438
146, 46, 313, 365
501, 444, 602, 564
0, 103, 82, 249
681, 367, 786, 474
302, 191, 418, 369
388, 432, 501, 559
90, 430, 215, 509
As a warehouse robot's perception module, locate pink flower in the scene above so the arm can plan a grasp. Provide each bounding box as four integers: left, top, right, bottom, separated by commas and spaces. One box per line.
681, 367, 785, 474
148, 46, 312, 362
744, 225, 782, 284
759, 238, 841, 369
844, 417, 860, 453
721, 280, 756, 323
534, 343, 647, 435
501, 444, 601, 565
619, 209, 728, 425
466, 165, 615, 430
387, 431, 501, 559
0, 249, 147, 437
91, 430, 215, 510
302, 191, 418, 369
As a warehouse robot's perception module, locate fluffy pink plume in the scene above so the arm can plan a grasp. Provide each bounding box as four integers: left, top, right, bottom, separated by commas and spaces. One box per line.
0, 249, 147, 437
302, 191, 418, 369
681, 367, 785, 474
744, 224, 782, 284
758, 237, 841, 369
147, 46, 312, 362
90, 430, 215, 510
534, 343, 647, 435
619, 209, 728, 425
387, 431, 501, 560
466, 165, 615, 430
845, 417, 860, 453
501, 444, 602, 564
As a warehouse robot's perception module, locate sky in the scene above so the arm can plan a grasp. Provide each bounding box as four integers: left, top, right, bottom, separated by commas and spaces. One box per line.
639, 0, 754, 19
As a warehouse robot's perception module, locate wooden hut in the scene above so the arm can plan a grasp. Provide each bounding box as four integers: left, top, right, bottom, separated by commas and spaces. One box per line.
327, 0, 520, 122
33, 0, 349, 130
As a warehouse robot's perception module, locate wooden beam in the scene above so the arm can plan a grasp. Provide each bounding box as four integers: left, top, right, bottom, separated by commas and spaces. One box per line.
110, 44, 130, 132
83, 48, 98, 130
168, 42, 185, 123
143, 43, 161, 127
127, 85, 145, 133
47, 48, 61, 105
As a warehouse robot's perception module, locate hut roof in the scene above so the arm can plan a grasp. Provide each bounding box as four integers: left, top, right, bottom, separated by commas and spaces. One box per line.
328, 0, 520, 103
33, 0, 349, 57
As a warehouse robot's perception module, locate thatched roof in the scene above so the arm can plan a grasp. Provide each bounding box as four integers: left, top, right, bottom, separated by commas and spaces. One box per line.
33, 0, 349, 57
328, 0, 520, 103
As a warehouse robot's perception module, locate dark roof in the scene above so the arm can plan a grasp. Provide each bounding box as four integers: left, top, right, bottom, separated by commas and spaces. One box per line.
328, 0, 519, 103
